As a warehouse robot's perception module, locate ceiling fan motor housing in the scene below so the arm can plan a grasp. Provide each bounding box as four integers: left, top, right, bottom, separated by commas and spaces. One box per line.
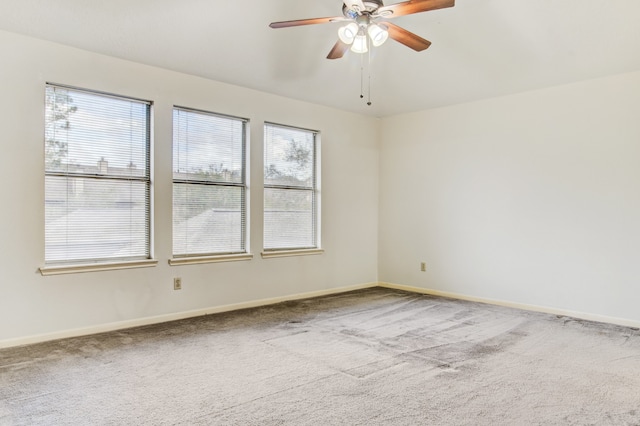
343, 0, 384, 18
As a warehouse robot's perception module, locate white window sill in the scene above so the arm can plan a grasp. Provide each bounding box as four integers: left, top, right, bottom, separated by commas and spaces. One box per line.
169, 253, 253, 266
261, 248, 324, 259
40, 259, 158, 276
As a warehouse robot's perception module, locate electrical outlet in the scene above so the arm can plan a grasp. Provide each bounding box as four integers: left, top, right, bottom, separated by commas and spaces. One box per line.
174, 277, 182, 290
420, 262, 426, 272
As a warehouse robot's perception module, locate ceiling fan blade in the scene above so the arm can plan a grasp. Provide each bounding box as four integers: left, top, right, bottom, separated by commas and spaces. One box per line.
327, 40, 350, 59
382, 22, 432, 51
378, 0, 454, 18
269, 16, 344, 29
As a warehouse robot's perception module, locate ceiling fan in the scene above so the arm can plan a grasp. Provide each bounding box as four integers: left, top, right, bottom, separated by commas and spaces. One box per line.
269, 0, 455, 59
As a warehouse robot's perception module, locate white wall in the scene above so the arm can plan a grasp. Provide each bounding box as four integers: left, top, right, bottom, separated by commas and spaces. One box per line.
0, 30, 379, 344
379, 70, 640, 323
3, 27, 639, 346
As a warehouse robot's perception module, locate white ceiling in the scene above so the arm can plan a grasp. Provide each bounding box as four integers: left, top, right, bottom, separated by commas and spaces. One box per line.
1, 0, 639, 117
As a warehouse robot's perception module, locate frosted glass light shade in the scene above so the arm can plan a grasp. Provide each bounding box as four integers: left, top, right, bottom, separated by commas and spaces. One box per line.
368, 24, 389, 47
350, 34, 368, 53
338, 23, 359, 44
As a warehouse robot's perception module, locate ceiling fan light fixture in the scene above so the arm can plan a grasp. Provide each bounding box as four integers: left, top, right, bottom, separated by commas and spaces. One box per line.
338, 22, 359, 44
350, 33, 368, 53
367, 23, 388, 47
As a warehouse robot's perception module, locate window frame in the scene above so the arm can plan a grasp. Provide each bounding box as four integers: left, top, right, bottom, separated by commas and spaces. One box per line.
169, 106, 251, 265
262, 122, 322, 257
40, 83, 156, 275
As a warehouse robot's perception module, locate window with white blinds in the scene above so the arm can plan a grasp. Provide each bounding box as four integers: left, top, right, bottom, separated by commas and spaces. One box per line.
172, 107, 247, 257
44, 84, 151, 264
264, 123, 319, 251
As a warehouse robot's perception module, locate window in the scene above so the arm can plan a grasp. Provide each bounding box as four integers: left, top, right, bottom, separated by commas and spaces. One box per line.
44, 84, 151, 265
264, 123, 319, 251
172, 107, 248, 257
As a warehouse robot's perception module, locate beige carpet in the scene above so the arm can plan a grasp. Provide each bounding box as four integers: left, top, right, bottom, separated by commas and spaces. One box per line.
1, 288, 640, 425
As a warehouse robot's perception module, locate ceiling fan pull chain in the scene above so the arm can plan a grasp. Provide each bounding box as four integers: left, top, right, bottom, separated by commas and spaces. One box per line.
360, 48, 364, 100
367, 40, 372, 106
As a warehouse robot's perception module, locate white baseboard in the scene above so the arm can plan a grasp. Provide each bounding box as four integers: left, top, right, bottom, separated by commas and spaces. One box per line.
0, 282, 378, 349
379, 282, 640, 329
5, 281, 638, 349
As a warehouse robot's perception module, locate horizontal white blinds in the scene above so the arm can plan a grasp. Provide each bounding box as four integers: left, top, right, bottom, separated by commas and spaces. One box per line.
172, 107, 247, 256
264, 123, 317, 250
44, 84, 151, 264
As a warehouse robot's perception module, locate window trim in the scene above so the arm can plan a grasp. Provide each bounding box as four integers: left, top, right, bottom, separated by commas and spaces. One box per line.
168, 253, 253, 266
39, 259, 158, 276
263, 122, 321, 254
260, 248, 324, 259
170, 106, 250, 261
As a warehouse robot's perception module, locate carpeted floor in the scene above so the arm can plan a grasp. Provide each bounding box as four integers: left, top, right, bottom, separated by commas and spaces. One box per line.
1, 287, 640, 425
